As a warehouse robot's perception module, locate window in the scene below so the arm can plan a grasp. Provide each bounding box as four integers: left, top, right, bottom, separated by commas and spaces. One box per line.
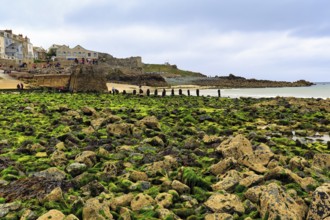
88, 53, 91, 57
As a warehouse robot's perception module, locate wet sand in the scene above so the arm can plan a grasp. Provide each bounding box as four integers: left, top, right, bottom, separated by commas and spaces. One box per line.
0, 70, 25, 89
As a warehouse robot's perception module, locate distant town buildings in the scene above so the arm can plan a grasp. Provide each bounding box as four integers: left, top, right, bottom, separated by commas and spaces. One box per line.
55, 45, 98, 60
0, 30, 34, 64
0, 29, 100, 65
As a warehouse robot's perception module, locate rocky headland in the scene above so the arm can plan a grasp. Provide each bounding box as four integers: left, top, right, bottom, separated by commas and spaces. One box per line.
0, 93, 329, 219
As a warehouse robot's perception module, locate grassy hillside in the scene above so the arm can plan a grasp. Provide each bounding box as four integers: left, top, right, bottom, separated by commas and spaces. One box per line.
143, 63, 206, 77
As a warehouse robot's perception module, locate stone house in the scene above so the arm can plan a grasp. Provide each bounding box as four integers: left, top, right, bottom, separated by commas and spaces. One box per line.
33, 46, 47, 60
56, 45, 98, 60
0, 30, 34, 63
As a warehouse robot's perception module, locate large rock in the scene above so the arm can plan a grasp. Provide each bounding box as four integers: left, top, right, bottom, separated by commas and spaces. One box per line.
37, 209, 65, 220
69, 65, 108, 92
211, 170, 241, 192
136, 116, 160, 130
42, 187, 63, 202
66, 163, 88, 176
130, 193, 155, 211
171, 180, 190, 194
33, 167, 66, 181
82, 198, 113, 220
110, 193, 134, 210
210, 157, 237, 175
129, 170, 148, 182
245, 183, 308, 219
204, 193, 245, 214
155, 192, 173, 208
75, 151, 97, 168
307, 183, 330, 220
312, 153, 330, 171
51, 150, 68, 167
106, 123, 133, 137
204, 213, 233, 220
216, 134, 254, 159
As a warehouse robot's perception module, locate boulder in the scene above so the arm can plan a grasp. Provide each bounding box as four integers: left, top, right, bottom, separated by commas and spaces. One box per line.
245, 183, 308, 219
110, 193, 134, 210
210, 157, 237, 175
216, 134, 253, 159
307, 183, 330, 220
239, 172, 263, 188
137, 116, 160, 130
66, 163, 87, 176
204, 193, 245, 214
312, 153, 330, 171
204, 213, 233, 220
155, 192, 173, 208
37, 209, 65, 220
130, 193, 155, 211
33, 167, 66, 181
64, 214, 80, 220
91, 118, 106, 130
0, 202, 21, 218
171, 180, 190, 194
157, 208, 180, 220
106, 123, 133, 137
253, 143, 274, 166
129, 171, 148, 182
42, 187, 63, 202
75, 151, 97, 168
51, 150, 68, 167
82, 198, 113, 220
81, 106, 96, 116
289, 156, 309, 171
211, 170, 241, 192
238, 154, 268, 174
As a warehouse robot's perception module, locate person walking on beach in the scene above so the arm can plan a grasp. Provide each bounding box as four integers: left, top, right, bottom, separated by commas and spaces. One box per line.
20, 83, 24, 90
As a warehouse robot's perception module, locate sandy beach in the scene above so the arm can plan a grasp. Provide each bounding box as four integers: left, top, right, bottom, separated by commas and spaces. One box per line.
0, 70, 26, 89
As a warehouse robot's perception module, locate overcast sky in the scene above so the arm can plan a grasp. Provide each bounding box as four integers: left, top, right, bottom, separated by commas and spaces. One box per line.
1, 0, 330, 82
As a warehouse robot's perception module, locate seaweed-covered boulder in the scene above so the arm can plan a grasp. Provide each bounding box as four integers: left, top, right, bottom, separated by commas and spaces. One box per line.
82, 198, 113, 220
245, 183, 308, 219
312, 153, 330, 171
289, 156, 309, 171
307, 183, 330, 220
204, 193, 245, 215
110, 193, 134, 210
136, 116, 160, 130
66, 163, 87, 176
216, 134, 253, 159
0, 202, 21, 218
130, 193, 155, 211
210, 157, 237, 175
211, 170, 242, 192
33, 167, 66, 181
155, 192, 173, 208
129, 171, 148, 182
75, 151, 97, 168
81, 106, 97, 116
42, 187, 63, 202
171, 180, 190, 194
37, 209, 65, 220
51, 150, 68, 167
204, 213, 233, 220
106, 123, 133, 137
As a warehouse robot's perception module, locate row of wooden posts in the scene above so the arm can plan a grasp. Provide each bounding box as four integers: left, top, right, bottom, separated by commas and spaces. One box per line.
110, 88, 221, 97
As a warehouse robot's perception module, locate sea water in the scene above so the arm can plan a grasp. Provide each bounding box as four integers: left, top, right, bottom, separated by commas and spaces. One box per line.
199, 82, 330, 99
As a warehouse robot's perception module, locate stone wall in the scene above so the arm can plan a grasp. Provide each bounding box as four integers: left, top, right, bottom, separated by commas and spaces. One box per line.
0, 58, 18, 67
32, 74, 71, 88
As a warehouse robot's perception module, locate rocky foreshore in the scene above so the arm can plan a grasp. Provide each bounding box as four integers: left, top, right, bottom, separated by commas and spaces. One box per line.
0, 93, 329, 219
192, 74, 314, 88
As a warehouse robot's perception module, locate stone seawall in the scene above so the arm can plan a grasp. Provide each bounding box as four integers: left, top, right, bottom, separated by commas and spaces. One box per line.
32, 74, 71, 88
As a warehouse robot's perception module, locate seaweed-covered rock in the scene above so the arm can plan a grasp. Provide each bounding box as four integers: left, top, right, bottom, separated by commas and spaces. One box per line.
137, 116, 160, 130
106, 123, 133, 137
204, 193, 245, 214
129, 170, 148, 182
42, 187, 63, 202
51, 150, 68, 167
81, 106, 97, 116
110, 193, 134, 210
204, 213, 233, 220
245, 183, 308, 219
37, 209, 65, 220
83, 198, 113, 220
312, 153, 330, 171
171, 180, 190, 194
33, 167, 66, 181
307, 183, 330, 220
289, 156, 309, 171
211, 170, 242, 192
216, 134, 253, 159
66, 163, 88, 176
130, 193, 155, 211
75, 151, 97, 168
210, 157, 237, 175
155, 192, 173, 208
